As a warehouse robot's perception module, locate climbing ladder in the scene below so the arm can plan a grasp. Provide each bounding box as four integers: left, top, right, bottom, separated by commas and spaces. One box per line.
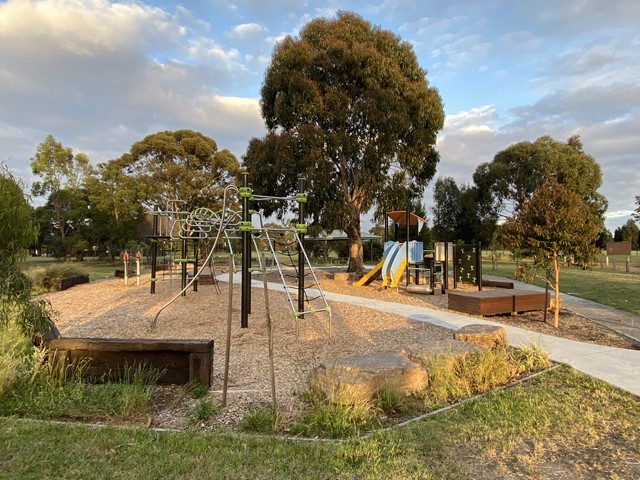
259, 221, 332, 338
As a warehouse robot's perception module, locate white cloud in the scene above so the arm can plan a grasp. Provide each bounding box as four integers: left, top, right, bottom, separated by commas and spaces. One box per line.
0, 0, 178, 57
228, 22, 268, 39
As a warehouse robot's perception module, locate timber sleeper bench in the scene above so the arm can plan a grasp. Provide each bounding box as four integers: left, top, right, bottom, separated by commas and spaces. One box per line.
448, 290, 548, 316
48, 338, 213, 386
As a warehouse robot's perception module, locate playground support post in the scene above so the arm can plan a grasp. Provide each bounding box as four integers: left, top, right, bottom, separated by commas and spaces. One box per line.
241, 172, 250, 328
181, 237, 187, 297
136, 250, 141, 286
297, 177, 305, 319
193, 239, 199, 293
405, 206, 410, 288
150, 206, 158, 294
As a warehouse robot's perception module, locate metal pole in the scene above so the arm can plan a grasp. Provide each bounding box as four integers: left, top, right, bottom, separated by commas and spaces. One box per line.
477, 242, 482, 291
241, 172, 250, 328
384, 212, 389, 243
297, 177, 305, 319
405, 205, 410, 287
181, 237, 187, 297
150, 205, 158, 294
193, 239, 199, 292
222, 254, 234, 407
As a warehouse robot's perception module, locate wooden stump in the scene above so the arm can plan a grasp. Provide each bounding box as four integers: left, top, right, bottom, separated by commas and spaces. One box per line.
333, 272, 358, 282
453, 324, 507, 349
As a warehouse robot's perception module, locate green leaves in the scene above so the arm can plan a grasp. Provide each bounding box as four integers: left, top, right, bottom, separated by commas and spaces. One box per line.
246, 12, 444, 271
121, 130, 240, 210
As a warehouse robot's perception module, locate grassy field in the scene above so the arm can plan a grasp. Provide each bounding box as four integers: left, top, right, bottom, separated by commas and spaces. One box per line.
21, 256, 128, 282
1, 366, 638, 479
483, 256, 640, 316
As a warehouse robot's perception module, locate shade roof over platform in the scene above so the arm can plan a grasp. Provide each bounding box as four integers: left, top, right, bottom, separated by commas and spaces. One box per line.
386, 210, 427, 226
306, 229, 381, 241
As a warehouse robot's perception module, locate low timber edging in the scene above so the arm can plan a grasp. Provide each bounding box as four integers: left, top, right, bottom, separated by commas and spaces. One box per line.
48, 338, 213, 386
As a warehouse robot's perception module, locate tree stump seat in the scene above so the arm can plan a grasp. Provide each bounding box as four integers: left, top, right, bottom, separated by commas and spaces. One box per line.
453, 324, 507, 349
308, 351, 427, 404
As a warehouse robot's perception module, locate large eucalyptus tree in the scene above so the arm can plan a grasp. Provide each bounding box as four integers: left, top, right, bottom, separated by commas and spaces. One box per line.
244, 12, 444, 273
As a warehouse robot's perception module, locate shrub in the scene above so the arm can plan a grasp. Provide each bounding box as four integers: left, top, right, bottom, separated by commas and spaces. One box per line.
193, 400, 217, 423
30, 264, 82, 292
416, 344, 551, 408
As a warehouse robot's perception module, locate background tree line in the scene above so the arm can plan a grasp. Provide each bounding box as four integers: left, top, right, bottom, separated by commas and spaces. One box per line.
28, 131, 240, 259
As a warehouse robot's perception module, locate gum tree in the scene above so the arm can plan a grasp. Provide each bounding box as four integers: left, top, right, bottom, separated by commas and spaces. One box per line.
244, 12, 444, 273
30, 135, 89, 249
119, 130, 240, 211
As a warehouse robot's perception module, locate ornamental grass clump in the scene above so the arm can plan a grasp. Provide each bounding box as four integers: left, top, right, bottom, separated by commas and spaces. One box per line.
417, 344, 551, 408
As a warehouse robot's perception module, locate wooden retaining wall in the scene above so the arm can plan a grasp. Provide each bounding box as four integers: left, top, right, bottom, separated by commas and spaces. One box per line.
448, 290, 548, 316
56, 274, 90, 291
48, 338, 213, 386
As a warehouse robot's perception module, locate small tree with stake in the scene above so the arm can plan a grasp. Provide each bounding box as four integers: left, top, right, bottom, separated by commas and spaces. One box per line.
501, 179, 601, 328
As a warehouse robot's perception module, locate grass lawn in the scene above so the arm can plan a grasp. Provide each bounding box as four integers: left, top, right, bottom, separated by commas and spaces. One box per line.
483, 261, 640, 316
1, 366, 639, 479
21, 256, 127, 282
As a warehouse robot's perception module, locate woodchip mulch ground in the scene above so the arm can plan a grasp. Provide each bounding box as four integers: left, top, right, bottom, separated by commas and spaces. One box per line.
41, 267, 639, 430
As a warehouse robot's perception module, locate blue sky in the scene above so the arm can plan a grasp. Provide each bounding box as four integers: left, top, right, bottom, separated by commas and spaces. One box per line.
1, 0, 638, 232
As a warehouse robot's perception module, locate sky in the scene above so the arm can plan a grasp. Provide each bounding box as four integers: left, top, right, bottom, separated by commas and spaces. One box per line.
1, 0, 638, 233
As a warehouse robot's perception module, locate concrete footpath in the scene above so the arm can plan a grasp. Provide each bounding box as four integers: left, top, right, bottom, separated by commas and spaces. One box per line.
230, 273, 640, 398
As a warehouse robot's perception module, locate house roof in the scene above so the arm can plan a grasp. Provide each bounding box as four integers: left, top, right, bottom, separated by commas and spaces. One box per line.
306, 229, 381, 241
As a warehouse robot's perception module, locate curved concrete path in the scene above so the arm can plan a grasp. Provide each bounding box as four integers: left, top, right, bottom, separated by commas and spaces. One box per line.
225, 273, 640, 397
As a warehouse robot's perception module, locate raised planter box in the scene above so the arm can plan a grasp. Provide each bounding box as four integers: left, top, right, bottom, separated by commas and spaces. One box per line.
448, 290, 548, 316
56, 274, 90, 291
48, 338, 214, 386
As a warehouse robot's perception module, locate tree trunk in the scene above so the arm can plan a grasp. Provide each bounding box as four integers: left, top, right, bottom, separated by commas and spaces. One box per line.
344, 211, 364, 274
553, 252, 561, 328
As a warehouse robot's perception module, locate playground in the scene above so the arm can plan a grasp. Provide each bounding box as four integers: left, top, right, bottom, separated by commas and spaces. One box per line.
42, 273, 467, 429
31, 180, 640, 433
40, 261, 638, 431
